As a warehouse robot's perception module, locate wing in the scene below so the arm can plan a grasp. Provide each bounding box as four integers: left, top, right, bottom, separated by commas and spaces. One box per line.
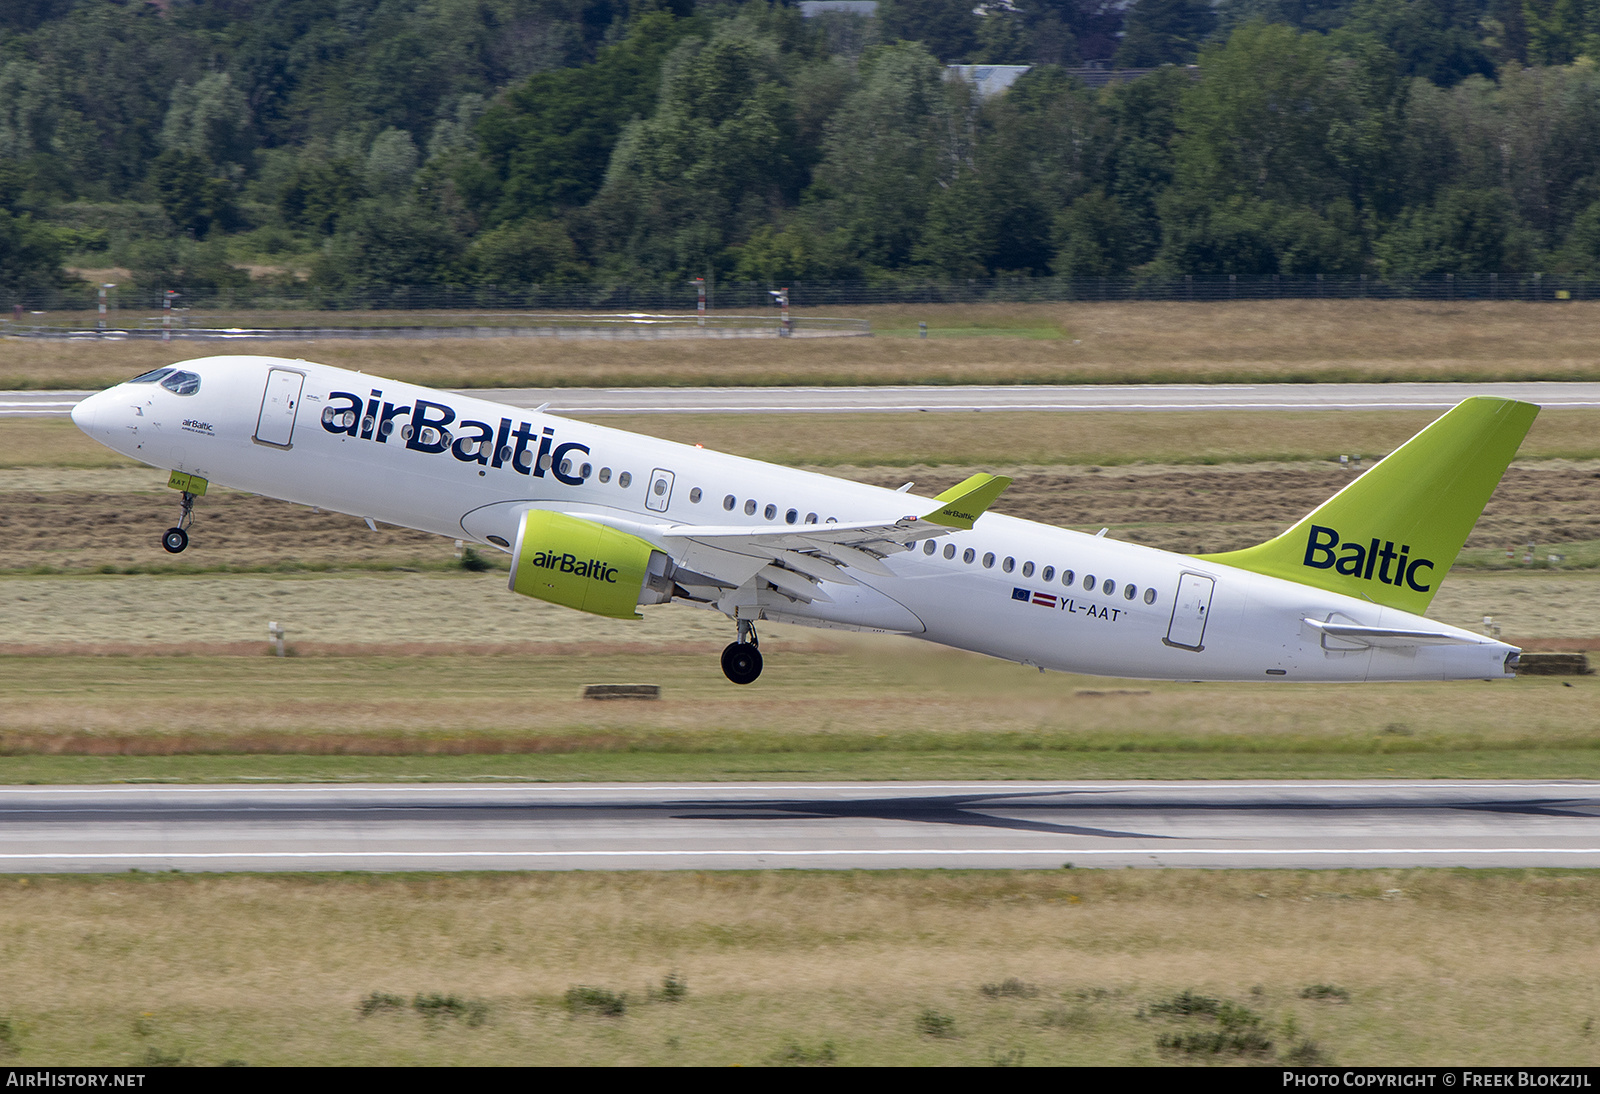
576, 473, 1012, 606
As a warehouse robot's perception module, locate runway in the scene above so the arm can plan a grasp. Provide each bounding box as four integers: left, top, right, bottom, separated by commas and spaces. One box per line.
9, 381, 1600, 418
3, 781, 1598, 872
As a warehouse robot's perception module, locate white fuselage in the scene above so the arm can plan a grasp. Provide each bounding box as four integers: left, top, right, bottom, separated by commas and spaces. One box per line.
70, 355, 1518, 682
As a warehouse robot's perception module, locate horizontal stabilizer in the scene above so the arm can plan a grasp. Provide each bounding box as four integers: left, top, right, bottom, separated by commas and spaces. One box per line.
1302, 618, 1483, 649
925, 473, 1012, 529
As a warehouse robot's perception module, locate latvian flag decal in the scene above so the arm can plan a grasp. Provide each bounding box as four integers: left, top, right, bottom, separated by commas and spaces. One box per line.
1012, 587, 1057, 608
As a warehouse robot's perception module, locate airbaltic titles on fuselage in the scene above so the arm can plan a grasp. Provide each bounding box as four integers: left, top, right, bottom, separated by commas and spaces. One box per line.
320, 389, 591, 484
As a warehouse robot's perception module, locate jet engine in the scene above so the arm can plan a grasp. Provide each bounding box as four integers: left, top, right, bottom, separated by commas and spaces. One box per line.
508, 509, 675, 619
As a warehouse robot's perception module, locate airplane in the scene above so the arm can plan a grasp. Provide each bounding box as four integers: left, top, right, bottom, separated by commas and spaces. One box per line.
69, 354, 1537, 685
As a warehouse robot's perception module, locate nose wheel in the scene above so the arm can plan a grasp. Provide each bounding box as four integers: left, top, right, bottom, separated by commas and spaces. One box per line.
162, 490, 197, 554
720, 619, 763, 685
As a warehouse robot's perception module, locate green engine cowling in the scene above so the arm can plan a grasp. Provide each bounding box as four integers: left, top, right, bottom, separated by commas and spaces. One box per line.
508, 509, 675, 619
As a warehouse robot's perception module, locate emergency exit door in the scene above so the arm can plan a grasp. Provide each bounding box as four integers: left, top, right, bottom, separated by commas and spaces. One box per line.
645, 468, 675, 512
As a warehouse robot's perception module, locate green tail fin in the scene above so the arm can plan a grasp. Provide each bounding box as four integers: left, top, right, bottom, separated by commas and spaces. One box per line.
1197, 397, 1538, 613
925, 473, 1013, 529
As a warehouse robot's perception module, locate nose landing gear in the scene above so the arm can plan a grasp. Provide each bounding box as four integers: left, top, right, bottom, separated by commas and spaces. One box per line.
162, 490, 197, 554
720, 618, 763, 685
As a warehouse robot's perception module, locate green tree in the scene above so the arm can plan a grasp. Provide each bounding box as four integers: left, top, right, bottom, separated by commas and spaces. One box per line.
465, 12, 693, 224
1337, 0, 1495, 85
312, 198, 465, 289
1524, 0, 1600, 64
466, 218, 587, 284
275, 157, 368, 236
1555, 197, 1600, 272
592, 28, 804, 279
1115, 0, 1218, 65
878, 0, 979, 62
122, 236, 249, 293
1375, 185, 1533, 275
0, 208, 70, 299
148, 149, 240, 239
161, 72, 254, 173
807, 42, 966, 274
365, 128, 421, 197
1053, 191, 1137, 276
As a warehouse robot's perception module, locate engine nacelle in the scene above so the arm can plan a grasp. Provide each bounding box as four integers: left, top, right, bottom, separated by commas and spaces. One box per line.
508, 509, 674, 619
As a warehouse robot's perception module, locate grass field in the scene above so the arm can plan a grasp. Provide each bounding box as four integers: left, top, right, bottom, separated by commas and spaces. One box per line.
0, 869, 1595, 1065
0, 585, 1594, 780
7, 299, 1600, 389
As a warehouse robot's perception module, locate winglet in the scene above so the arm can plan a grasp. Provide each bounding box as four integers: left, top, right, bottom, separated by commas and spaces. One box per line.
925, 473, 1012, 529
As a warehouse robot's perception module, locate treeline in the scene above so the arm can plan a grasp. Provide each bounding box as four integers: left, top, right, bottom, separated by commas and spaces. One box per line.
7, 0, 1600, 301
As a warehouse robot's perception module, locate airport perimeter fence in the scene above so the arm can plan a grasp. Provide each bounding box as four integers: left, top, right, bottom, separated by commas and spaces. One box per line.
7, 273, 1600, 317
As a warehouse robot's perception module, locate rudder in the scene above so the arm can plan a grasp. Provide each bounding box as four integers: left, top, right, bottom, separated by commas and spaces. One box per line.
1197, 397, 1538, 614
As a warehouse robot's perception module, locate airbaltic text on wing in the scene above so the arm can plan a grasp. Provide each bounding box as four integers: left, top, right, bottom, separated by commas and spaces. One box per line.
1301, 524, 1435, 592
320, 389, 591, 485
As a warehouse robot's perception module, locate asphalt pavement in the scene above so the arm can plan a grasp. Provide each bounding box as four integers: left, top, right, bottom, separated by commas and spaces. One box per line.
3, 780, 1596, 872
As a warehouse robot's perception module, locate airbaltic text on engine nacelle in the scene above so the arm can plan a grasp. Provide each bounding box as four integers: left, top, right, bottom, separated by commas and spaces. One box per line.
508, 509, 675, 619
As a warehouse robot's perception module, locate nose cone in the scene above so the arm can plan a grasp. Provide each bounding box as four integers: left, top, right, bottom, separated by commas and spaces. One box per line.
70, 392, 99, 435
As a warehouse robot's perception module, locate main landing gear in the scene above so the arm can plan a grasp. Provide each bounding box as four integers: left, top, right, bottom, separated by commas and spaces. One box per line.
721, 619, 763, 685
162, 490, 197, 554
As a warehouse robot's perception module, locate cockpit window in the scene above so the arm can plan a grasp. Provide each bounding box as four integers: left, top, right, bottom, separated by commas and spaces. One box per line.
159, 371, 201, 396
129, 368, 174, 384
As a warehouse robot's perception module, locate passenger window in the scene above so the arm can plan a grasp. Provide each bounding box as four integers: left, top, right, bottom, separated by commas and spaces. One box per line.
1041, 566, 1054, 582
1124, 583, 1136, 600
1002, 557, 1015, 573
764, 504, 777, 520
1021, 561, 1034, 577
924, 541, 936, 555
723, 494, 735, 510
785, 508, 798, 524
963, 548, 975, 564
1102, 578, 1115, 595
599, 468, 612, 484
982, 552, 995, 569
744, 499, 757, 516
1083, 574, 1095, 590
1062, 569, 1075, 587
560, 458, 573, 476
805, 513, 818, 524
943, 544, 956, 559
689, 487, 701, 503
580, 462, 592, 480
618, 471, 632, 488
1144, 588, 1157, 605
